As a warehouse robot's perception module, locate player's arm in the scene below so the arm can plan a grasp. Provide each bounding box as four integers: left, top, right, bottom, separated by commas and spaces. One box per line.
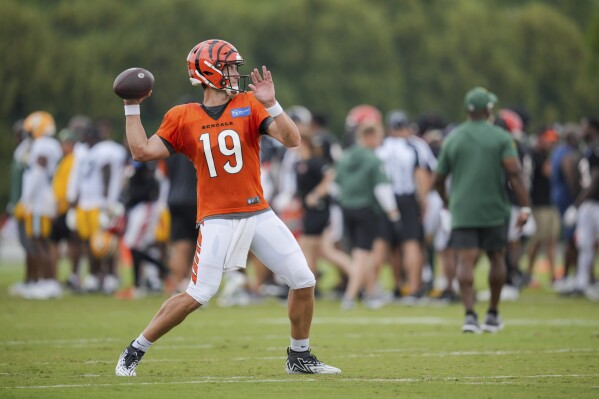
249, 66, 300, 148
433, 172, 448, 206
574, 168, 599, 207
123, 97, 170, 162
502, 156, 531, 228
562, 153, 580, 198
306, 168, 334, 207
266, 111, 300, 148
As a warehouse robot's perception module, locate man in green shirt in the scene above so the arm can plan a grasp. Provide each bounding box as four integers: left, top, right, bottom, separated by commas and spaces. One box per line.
335, 121, 400, 309
434, 87, 530, 333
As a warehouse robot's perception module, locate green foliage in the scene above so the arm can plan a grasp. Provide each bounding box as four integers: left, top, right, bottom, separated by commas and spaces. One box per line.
1, 0, 598, 208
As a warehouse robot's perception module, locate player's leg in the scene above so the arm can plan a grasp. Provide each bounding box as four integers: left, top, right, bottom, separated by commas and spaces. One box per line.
574, 202, 599, 293
166, 205, 196, 294
116, 220, 229, 376
480, 224, 508, 332
449, 228, 481, 332
250, 210, 340, 374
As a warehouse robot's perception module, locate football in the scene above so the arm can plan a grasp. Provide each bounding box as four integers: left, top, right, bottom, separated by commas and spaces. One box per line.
113, 67, 154, 99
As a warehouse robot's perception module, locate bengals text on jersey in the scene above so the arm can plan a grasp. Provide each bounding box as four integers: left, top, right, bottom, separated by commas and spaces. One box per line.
157, 92, 271, 222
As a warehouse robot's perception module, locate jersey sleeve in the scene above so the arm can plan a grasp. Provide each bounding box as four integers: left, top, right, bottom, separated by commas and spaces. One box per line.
501, 134, 519, 160
156, 105, 194, 159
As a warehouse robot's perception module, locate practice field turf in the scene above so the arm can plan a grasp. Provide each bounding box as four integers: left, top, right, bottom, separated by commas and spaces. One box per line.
0, 261, 598, 399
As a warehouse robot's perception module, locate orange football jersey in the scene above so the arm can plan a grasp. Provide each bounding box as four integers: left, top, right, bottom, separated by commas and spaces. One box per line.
157, 92, 270, 222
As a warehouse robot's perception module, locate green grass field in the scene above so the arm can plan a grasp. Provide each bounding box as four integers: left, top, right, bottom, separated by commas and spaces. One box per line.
1, 260, 598, 399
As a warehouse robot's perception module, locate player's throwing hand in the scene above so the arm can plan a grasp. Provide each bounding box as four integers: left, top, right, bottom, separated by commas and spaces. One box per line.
249, 66, 276, 108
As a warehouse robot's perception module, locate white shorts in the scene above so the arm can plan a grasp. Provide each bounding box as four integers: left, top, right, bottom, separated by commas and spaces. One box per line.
186, 210, 315, 304
423, 191, 443, 238
124, 202, 161, 250
575, 201, 599, 249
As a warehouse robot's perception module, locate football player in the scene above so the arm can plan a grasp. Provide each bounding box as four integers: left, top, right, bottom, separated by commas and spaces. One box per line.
19, 111, 63, 299
68, 121, 127, 294
565, 117, 599, 298
115, 39, 340, 376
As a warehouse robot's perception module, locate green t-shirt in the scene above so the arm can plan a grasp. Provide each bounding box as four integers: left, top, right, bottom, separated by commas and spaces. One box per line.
436, 120, 518, 228
334, 145, 388, 211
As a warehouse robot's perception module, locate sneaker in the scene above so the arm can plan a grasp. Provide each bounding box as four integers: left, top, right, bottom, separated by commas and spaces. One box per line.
340, 298, 356, 311
363, 295, 388, 310
103, 274, 120, 295
461, 313, 481, 334
397, 295, 421, 306
584, 284, 599, 302
481, 312, 504, 333
115, 342, 145, 376
82, 275, 100, 293
285, 348, 341, 374
553, 276, 576, 294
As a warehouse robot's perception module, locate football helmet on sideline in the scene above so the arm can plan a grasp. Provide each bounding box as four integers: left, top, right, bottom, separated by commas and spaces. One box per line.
90, 230, 119, 259
23, 111, 56, 139
186, 39, 249, 97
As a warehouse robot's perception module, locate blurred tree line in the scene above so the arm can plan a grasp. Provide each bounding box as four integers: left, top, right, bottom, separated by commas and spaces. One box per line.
1, 0, 599, 209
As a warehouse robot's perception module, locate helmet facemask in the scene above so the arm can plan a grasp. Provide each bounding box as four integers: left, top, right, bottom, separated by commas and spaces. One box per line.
187, 40, 250, 98
218, 61, 249, 98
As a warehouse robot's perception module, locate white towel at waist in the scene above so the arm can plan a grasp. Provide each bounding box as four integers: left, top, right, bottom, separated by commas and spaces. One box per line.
223, 217, 257, 271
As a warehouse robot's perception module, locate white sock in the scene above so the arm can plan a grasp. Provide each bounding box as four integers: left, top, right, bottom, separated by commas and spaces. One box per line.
132, 334, 153, 352
575, 247, 594, 290
290, 338, 309, 352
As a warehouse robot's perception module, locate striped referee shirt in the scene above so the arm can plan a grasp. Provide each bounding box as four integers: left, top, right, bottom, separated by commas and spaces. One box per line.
376, 137, 424, 195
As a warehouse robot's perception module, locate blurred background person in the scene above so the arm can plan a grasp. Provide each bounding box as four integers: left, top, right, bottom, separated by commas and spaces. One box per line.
164, 153, 198, 295
7, 119, 36, 297
421, 128, 459, 303
295, 133, 350, 296
49, 128, 79, 291
121, 157, 168, 298
67, 122, 127, 294
434, 87, 531, 333
334, 121, 400, 310
19, 111, 63, 299
64, 115, 94, 289
377, 110, 429, 303
493, 108, 535, 301
550, 123, 583, 293
565, 117, 599, 298
525, 127, 560, 287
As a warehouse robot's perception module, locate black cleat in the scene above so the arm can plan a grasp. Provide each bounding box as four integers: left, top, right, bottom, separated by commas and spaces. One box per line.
482, 312, 505, 333
115, 342, 145, 376
285, 348, 341, 374
462, 313, 481, 334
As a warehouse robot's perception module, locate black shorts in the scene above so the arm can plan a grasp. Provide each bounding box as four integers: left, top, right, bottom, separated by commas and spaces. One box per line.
448, 224, 508, 251
395, 194, 424, 243
342, 207, 378, 250
376, 213, 393, 242
169, 204, 198, 242
302, 209, 329, 236
50, 213, 71, 243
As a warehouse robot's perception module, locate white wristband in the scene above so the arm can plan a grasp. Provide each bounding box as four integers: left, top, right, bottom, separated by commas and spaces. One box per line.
520, 206, 532, 215
266, 101, 283, 118
124, 104, 140, 116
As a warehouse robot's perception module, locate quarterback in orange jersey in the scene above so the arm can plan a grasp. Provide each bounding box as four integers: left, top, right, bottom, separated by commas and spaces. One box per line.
115, 39, 340, 376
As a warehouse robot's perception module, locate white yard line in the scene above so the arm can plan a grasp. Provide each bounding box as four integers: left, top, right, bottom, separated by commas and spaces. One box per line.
5, 374, 599, 390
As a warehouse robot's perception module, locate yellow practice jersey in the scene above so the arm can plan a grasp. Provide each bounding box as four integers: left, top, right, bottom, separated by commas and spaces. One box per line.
53, 153, 74, 215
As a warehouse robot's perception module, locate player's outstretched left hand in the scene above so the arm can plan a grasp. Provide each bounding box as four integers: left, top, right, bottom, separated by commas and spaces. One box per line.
249, 66, 276, 108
